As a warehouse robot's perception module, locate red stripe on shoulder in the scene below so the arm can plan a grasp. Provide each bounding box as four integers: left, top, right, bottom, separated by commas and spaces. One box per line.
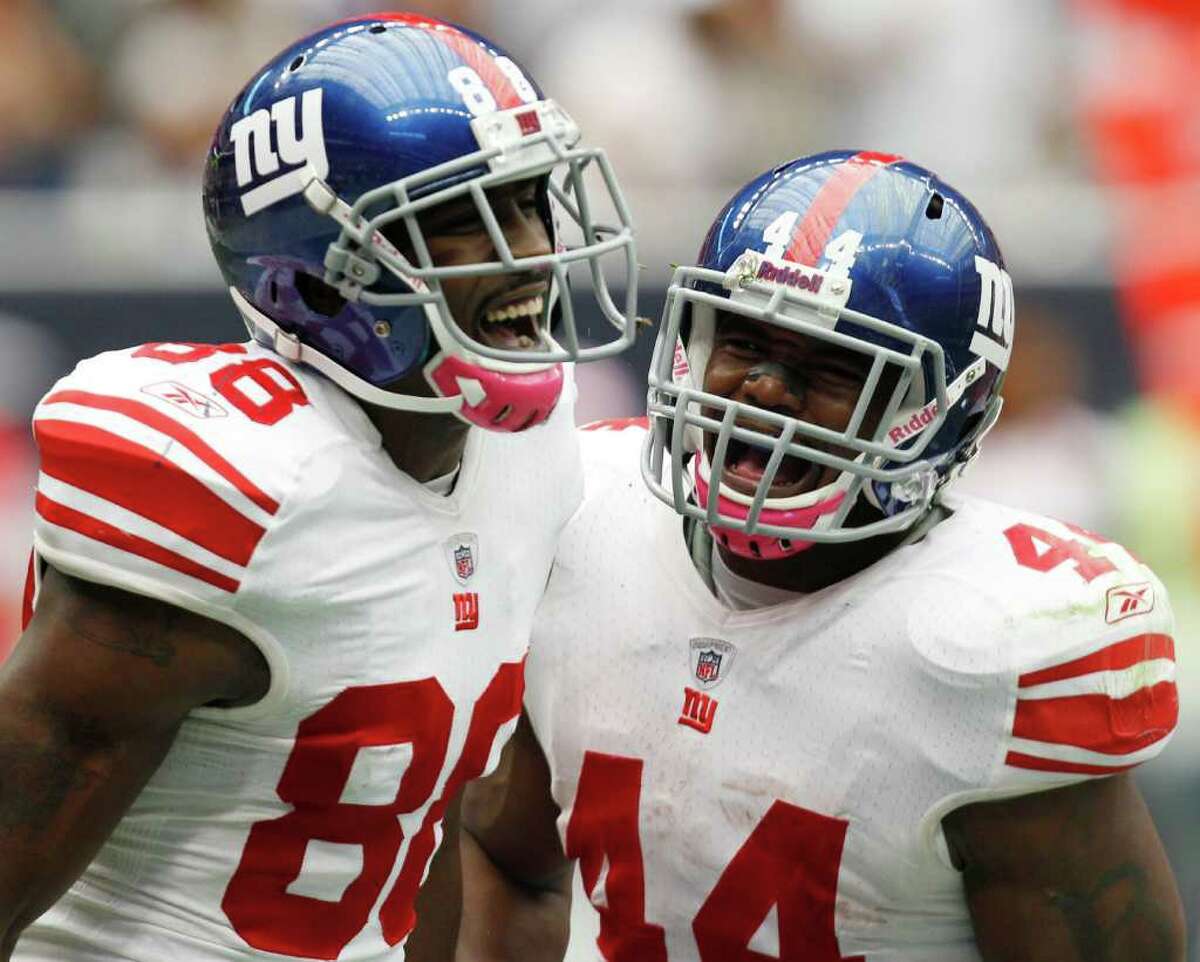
581, 417, 648, 432
784, 152, 902, 266
1004, 751, 1137, 776
1013, 681, 1178, 755
42, 391, 279, 514
36, 494, 240, 593
1018, 633, 1174, 687
35, 419, 267, 567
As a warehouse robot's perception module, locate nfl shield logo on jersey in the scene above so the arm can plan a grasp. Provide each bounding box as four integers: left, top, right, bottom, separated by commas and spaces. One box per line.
689, 637, 736, 691
445, 533, 479, 586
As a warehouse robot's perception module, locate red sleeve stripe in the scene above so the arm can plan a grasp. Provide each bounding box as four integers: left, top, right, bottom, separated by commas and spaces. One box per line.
1004, 751, 1137, 776
35, 419, 267, 567
41, 391, 279, 515
36, 493, 240, 593
1018, 633, 1174, 687
1013, 681, 1178, 755
784, 152, 903, 266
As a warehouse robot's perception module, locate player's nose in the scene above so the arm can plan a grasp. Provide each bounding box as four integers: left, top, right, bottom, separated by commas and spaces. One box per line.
498, 199, 551, 262
740, 360, 803, 411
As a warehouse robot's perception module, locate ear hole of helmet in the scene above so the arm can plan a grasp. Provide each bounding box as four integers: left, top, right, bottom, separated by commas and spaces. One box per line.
296, 272, 347, 317
954, 410, 986, 456
925, 193, 944, 219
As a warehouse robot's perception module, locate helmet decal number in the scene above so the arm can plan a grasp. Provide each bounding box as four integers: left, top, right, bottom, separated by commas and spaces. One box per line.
493, 56, 538, 104
971, 256, 1015, 371
230, 88, 328, 217
448, 65, 498, 116
820, 229, 864, 279
761, 210, 799, 261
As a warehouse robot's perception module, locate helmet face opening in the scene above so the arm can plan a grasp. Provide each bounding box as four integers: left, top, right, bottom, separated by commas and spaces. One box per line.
205, 14, 639, 425
641, 151, 1011, 551
319, 97, 639, 372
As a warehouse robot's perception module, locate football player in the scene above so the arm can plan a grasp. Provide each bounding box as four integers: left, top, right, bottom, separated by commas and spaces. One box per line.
0, 13, 638, 962
458, 151, 1186, 962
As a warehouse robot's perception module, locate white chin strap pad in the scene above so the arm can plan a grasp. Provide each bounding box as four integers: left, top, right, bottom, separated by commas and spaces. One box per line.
230, 287, 463, 414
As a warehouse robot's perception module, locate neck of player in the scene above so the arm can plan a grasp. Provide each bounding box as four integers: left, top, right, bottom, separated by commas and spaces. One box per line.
365, 405, 470, 484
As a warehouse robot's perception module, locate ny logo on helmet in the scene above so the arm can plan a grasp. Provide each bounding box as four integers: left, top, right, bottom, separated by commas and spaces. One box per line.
230, 88, 329, 217
971, 256, 1014, 372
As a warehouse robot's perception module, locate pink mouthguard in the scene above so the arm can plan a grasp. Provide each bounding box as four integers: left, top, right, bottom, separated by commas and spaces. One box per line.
693, 470, 845, 560
426, 353, 564, 432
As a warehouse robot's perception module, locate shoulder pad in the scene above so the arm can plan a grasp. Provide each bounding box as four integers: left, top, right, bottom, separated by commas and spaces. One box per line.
909, 501, 1178, 789
30, 342, 330, 602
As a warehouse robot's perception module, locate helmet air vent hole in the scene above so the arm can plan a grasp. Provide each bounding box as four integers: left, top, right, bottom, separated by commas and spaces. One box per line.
269, 279, 279, 303
925, 193, 944, 219
718, 532, 729, 546
748, 541, 762, 558
779, 538, 792, 550
295, 272, 346, 318
288, 55, 305, 72
369, 24, 387, 33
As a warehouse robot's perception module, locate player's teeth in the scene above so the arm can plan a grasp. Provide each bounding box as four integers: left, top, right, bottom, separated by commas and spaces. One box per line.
484, 295, 544, 325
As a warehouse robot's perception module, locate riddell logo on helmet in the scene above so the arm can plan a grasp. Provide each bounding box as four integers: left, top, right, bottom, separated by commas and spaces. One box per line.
756, 261, 825, 293
888, 398, 940, 444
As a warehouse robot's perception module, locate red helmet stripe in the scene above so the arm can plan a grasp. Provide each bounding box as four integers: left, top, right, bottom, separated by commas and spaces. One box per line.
348, 13, 524, 109
429, 26, 524, 109
784, 151, 903, 266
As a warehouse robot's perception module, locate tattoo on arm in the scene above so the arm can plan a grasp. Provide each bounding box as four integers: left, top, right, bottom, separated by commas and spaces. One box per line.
0, 734, 95, 833
69, 600, 180, 669
1050, 862, 1177, 962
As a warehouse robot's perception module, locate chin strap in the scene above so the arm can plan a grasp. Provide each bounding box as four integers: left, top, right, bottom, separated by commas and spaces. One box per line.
229, 287, 465, 414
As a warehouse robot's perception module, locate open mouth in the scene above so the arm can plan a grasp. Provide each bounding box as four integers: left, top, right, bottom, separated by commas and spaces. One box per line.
476, 286, 546, 351
718, 437, 826, 499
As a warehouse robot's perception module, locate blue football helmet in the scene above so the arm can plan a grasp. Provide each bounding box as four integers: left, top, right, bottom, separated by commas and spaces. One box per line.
203, 12, 637, 431
642, 150, 1012, 556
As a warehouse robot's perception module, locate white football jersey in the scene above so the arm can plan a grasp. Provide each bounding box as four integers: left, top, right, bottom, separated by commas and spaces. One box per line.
525, 422, 1179, 962
16, 340, 582, 962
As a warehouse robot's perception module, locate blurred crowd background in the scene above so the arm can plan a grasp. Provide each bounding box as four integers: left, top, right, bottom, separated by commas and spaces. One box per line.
1, 0, 1198, 955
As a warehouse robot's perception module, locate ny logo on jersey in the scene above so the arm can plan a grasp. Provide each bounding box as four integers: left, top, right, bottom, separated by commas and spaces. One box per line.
453, 592, 479, 631
1106, 582, 1155, 624
678, 687, 718, 734
971, 256, 1014, 372
230, 88, 329, 216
